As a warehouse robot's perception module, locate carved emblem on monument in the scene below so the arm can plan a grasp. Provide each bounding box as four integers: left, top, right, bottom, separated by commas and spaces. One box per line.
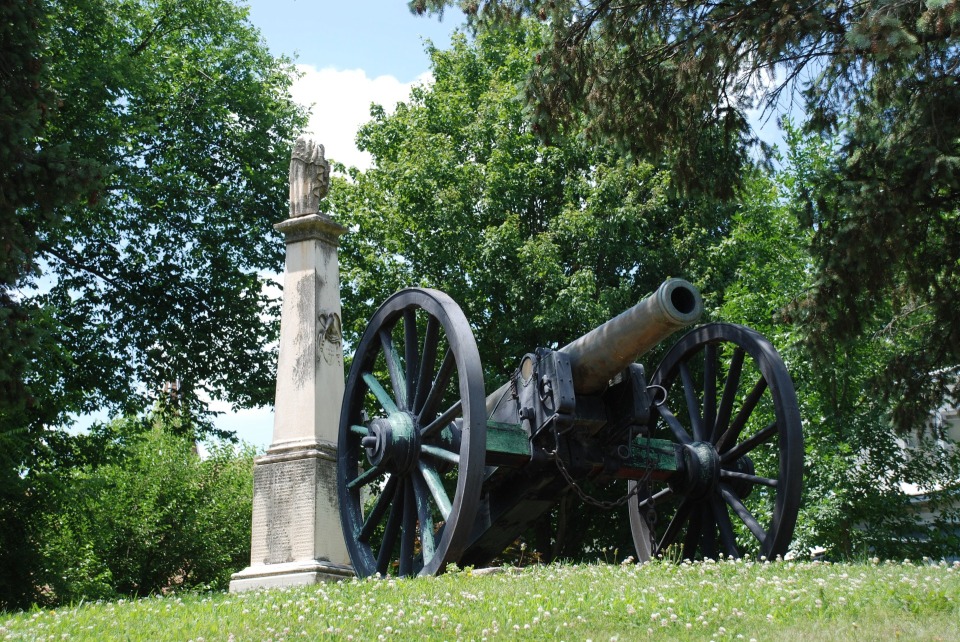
318, 312, 342, 366
289, 136, 331, 218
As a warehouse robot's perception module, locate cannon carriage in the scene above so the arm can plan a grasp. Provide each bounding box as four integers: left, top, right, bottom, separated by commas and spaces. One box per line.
337, 279, 803, 577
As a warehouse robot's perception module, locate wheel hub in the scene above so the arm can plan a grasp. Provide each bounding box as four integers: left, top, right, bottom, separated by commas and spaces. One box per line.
679, 441, 721, 499
362, 412, 419, 474
726, 455, 756, 499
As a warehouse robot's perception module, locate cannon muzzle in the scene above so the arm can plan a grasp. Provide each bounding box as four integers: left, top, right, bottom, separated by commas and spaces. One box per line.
560, 278, 703, 394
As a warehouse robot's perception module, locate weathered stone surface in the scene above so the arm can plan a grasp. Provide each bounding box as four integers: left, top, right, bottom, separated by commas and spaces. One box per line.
229, 445, 353, 591
230, 139, 352, 591
269, 215, 347, 451
288, 136, 330, 218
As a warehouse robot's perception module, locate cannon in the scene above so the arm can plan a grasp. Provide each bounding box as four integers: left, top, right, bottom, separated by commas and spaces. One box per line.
337, 279, 803, 577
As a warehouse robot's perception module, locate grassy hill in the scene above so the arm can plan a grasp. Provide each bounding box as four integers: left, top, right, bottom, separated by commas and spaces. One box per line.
2, 559, 958, 641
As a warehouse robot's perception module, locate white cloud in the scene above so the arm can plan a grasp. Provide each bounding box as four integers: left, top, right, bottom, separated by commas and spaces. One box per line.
290, 64, 431, 171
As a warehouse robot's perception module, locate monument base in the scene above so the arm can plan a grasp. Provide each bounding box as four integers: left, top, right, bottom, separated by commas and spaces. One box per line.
229, 559, 354, 591
229, 442, 353, 592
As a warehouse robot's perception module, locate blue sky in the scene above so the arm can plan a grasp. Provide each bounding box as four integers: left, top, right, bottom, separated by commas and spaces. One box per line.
243, 0, 467, 169
245, 1, 464, 82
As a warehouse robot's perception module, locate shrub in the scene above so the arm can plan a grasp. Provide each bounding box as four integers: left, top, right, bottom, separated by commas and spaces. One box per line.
37, 417, 255, 604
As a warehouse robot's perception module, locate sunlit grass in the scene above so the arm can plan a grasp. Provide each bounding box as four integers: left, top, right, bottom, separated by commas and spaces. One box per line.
3, 559, 958, 641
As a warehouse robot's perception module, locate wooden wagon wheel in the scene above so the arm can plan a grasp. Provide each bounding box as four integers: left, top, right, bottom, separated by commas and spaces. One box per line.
338, 288, 486, 577
628, 322, 803, 561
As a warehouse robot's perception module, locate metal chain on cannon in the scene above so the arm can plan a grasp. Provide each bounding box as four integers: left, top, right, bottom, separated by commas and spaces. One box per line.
548, 395, 664, 513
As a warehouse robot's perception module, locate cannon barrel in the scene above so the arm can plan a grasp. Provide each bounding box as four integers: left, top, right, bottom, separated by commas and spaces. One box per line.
484, 278, 704, 415
559, 278, 703, 394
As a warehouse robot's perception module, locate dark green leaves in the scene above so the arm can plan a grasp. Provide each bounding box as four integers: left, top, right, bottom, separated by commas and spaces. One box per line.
412, 0, 960, 433
333, 24, 732, 386
2, 0, 304, 607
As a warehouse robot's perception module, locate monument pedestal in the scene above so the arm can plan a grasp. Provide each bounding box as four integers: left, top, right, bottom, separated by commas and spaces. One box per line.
230, 200, 353, 591
228, 444, 353, 590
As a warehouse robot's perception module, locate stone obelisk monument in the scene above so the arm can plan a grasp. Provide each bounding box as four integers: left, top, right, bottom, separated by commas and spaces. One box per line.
230, 137, 353, 591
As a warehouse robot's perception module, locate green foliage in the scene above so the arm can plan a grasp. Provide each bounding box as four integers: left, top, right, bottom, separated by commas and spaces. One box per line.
34, 415, 255, 605
3, 0, 306, 436
1, 0, 103, 454
411, 0, 960, 430
2, 0, 302, 609
331, 24, 733, 381
328, 14, 960, 564
329, 23, 739, 560
713, 122, 960, 559
30, 0, 307, 421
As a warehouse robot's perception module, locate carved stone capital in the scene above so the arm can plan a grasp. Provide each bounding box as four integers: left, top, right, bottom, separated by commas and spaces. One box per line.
274, 214, 347, 246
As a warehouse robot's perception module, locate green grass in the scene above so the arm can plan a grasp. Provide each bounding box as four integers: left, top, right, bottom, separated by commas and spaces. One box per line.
3, 559, 958, 641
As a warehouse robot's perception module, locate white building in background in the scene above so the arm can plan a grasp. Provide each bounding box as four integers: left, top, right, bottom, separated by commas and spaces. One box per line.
898, 400, 960, 554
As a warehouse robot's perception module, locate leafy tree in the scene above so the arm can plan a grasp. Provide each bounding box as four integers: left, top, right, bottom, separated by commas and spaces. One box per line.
328, 22, 738, 561
29, 0, 306, 422
36, 415, 255, 604
410, 0, 960, 430
331, 25, 733, 376
2, 1, 104, 595
1, 0, 304, 609
330, 15, 959, 560
714, 124, 960, 558
2, 0, 101, 423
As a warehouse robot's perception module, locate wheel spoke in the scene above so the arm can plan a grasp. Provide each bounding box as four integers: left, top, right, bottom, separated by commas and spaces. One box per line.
419, 461, 452, 520
421, 443, 460, 466
699, 509, 719, 560
720, 483, 767, 544
721, 469, 777, 488
376, 481, 404, 575
412, 472, 436, 562
399, 481, 416, 576
421, 399, 462, 438
680, 362, 705, 441
347, 464, 384, 490
681, 504, 704, 560
716, 376, 768, 453
379, 330, 407, 410
635, 486, 674, 511
351, 424, 370, 436
412, 316, 440, 415
403, 309, 419, 408
712, 348, 745, 443
704, 344, 717, 439
721, 421, 777, 464
359, 474, 399, 542
711, 494, 739, 558
417, 348, 455, 426
658, 499, 695, 552
657, 402, 694, 445
362, 372, 399, 415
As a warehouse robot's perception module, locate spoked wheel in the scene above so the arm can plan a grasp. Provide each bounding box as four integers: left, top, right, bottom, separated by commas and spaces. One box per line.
628, 323, 802, 561
338, 289, 486, 577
